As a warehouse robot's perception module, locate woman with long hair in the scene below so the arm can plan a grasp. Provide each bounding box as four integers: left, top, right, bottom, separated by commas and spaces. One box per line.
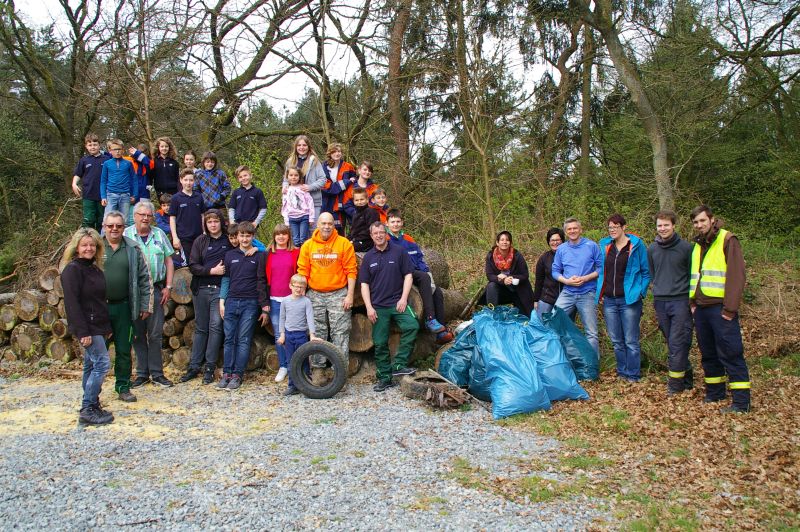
284, 135, 327, 224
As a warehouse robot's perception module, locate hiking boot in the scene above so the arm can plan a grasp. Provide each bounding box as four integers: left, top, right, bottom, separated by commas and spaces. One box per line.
79, 406, 114, 426
275, 367, 288, 383
202, 366, 215, 385
373, 380, 398, 392
152, 375, 174, 388
118, 390, 137, 402
435, 330, 454, 344
703, 395, 726, 403
684, 367, 695, 390
283, 386, 299, 396
721, 405, 750, 414
391, 367, 417, 377
226, 375, 242, 391
425, 318, 446, 333
179, 368, 200, 383
216, 373, 232, 390
131, 376, 149, 388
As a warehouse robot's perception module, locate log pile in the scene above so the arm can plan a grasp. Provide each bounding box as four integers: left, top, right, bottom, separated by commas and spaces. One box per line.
0, 252, 467, 376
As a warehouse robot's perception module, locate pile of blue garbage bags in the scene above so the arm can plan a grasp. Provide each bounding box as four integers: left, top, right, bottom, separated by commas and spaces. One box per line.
439, 306, 597, 419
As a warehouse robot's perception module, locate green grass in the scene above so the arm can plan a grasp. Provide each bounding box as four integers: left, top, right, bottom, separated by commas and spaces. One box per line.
560, 454, 610, 471
497, 412, 557, 435
511, 474, 587, 503
405, 495, 448, 511
446, 457, 488, 490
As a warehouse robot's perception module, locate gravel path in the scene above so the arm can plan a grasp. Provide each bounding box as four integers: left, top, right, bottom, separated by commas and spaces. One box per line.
0, 374, 608, 530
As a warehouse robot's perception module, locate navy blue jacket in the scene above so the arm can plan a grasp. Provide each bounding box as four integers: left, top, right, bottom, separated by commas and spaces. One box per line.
74, 152, 111, 201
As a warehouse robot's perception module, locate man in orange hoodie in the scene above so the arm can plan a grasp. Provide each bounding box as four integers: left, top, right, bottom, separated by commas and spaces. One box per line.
297, 212, 358, 366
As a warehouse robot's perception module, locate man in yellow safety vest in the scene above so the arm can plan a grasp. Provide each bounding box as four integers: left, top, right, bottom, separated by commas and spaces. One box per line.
689, 205, 750, 413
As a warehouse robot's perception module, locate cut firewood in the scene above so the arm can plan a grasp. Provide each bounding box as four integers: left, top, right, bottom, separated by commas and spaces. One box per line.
162, 318, 185, 337
161, 348, 172, 367
52, 275, 64, 297
168, 336, 183, 350
10, 323, 47, 359
421, 247, 451, 289
170, 268, 193, 304
46, 337, 78, 362
51, 319, 70, 339
0, 293, 16, 305
247, 334, 269, 371
57, 299, 67, 318
349, 312, 373, 352
182, 319, 195, 348
174, 305, 194, 321
38, 267, 60, 292
171, 346, 190, 371
162, 300, 177, 319
442, 288, 469, 323
1, 304, 17, 331
348, 352, 362, 377
434, 341, 455, 371
0, 329, 6, 346
45, 291, 61, 306
1, 346, 17, 362
265, 345, 279, 372
38, 306, 59, 332
14, 290, 46, 322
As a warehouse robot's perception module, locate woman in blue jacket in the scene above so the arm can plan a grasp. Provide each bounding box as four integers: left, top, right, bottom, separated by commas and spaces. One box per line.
596, 214, 650, 382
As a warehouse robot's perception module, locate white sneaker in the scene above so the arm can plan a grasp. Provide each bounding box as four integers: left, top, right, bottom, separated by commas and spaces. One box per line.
275, 367, 288, 382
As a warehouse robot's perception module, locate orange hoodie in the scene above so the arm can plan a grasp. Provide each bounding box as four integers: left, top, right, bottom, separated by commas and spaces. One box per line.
297, 228, 358, 292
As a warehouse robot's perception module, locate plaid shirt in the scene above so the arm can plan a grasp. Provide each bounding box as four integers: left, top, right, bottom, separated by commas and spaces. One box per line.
194, 168, 231, 209
123, 225, 174, 284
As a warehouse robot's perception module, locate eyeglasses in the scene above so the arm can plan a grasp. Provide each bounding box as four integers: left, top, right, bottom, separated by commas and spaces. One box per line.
607, 225, 622, 231
105, 224, 124, 229
549, 238, 562, 244
135, 213, 153, 218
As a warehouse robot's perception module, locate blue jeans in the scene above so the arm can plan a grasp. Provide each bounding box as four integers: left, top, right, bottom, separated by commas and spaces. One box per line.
222, 298, 260, 377
82, 335, 111, 410
283, 330, 310, 388
536, 300, 554, 320
269, 299, 288, 368
289, 216, 310, 247
104, 192, 131, 224
602, 296, 643, 381
189, 286, 223, 371
555, 290, 599, 355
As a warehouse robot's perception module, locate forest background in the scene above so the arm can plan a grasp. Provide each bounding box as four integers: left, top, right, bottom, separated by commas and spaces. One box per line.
0, 0, 798, 282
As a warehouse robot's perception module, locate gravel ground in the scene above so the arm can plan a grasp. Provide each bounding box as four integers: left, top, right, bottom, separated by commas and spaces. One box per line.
0, 373, 609, 530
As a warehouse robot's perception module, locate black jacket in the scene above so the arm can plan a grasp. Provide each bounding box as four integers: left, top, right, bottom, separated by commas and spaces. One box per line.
533, 250, 563, 305
647, 232, 693, 300
484, 248, 535, 316
61, 258, 113, 338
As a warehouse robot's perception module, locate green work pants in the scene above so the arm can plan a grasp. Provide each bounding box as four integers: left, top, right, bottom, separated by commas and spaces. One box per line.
82, 199, 104, 232
372, 306, 419, 382
108, 300, 134, 393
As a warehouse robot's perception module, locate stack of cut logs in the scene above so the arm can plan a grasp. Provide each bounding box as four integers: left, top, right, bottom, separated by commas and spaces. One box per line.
0, 249, 468, 376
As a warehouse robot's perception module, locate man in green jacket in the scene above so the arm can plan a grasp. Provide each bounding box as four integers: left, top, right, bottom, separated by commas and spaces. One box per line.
102, 211, 153, 402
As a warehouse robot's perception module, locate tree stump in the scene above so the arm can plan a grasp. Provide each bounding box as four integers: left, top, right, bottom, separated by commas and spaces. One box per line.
175, 305, 194, 321
52, 275, 64, 297
38, 267, 60, 292
161, 348, 172, 367
441, 289, 469, 323
45, 291, 61, 307
51, 319, 70, 339
10, 323, 47, 359
265, 345, 279, 372
168, 336, 183, 350
14, 290, 46, 322
349, 312, 374, 352
171, 346, 191, 371
408, 286, 423, 320
38, 306, 59, 332
57, 299, 67, 318
348, 353, 363, 376
247, 334, 269, 371
162, 300, 177, 319
422, 247, 450, 289
162, 318, 184, 337
434, 341, 455, 371
0, 293, 16, 305
46, 337, 78, 362
1, 346, 17, 362
182, 319, 196, 348
1, 305, 18, 332
170, 268, 193, 304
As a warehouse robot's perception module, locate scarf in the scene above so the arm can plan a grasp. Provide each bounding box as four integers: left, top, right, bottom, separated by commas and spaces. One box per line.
492, 246, 514, 272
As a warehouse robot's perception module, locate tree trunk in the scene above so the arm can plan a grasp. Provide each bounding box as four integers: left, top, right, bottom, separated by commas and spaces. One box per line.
1, 305, 18, 331
0, 293, 15, 305
38, 306, 59, 332
175, 305, 194, 321
387, 0, 413, 196
265, 345, 279, 372
349, 312, 374, 352
51, 319, 70, 339
168, 336, 183, 350
46, 291, 61, 307
182, 319, 196, 348
14, 290, 46, 321
10, 323, 47, 359
163, 300, 177, 319
420, 248, 451, 289
163, 318, 185, 337
441, 289, 469, 322
38, 267, 60, 292
161, 348, 172, 368
578, 23, 594, 219
247, 334, 269, 371
57, 299, 67, 319
46, 337, 78, 362
170, 269, 193, 304
172, 346, 191, 371
52, 275, 64, 297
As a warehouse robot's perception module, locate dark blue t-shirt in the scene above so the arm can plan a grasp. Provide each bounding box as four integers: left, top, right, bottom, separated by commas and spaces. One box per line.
358, 241, 414, 308
229, 185, 267, 223
169, 190, 206, 241
224, 248, 265, 299
74, 152, 111, 201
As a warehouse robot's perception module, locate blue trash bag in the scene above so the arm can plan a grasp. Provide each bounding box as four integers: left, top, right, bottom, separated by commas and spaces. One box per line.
525, 313, 590, 401
473, 308, 551, 419
438, 324, 477, 387
540, 306, 599, 381
467, 334, 491, 402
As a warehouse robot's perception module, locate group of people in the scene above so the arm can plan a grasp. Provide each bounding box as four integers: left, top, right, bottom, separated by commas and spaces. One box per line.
483, 207, 751, 413
65, 134, 454, 425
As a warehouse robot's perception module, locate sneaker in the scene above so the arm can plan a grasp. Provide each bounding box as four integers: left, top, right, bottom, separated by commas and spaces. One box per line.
79, 406, 114, 425
179, 369, 200, 383
721, 405, 750, 414
202, 367, 215, 385
216, 373, 232, 390
435, 330, 454, 344
425, 318, 446, 333
152, 375, 174, 388
373, 380, 398, 392
118, 390, 137, 402
391, 367, 417, 377
226, 375, 242, 391
275, 367, 288, 383
131, 376, 149, 388
283, 386, 299, 396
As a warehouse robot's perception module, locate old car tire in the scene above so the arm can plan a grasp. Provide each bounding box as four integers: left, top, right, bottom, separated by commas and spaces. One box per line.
289, 340, 347, 399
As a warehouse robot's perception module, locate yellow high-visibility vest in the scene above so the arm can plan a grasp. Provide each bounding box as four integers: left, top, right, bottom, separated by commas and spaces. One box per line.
690, 229, 728, 298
